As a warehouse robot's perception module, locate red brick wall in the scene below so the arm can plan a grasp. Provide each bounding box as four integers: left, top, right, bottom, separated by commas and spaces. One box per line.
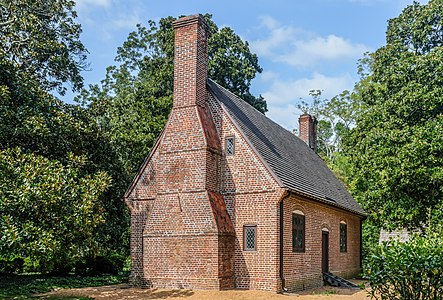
298, 114, 317, 151
173, 15, 208, 108
207, 92, 282, 291
281, 194, 361, 291
125, 15, 235, 290
125, 13, 362, 293
125, 199, 154, 286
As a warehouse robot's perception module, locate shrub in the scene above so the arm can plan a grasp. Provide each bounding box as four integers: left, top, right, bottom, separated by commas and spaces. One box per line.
365, 229, 443, 299
75, 254, 124, 276
0, 257, 24, 274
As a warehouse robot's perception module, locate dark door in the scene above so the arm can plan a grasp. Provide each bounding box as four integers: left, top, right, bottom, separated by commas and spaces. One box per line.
322, 231, 329, 273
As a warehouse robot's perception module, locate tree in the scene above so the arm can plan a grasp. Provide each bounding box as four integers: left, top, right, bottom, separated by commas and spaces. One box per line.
209, 26, 266, 113
0, 148, 111, 273
0, 1, 128, 273
0, 0, 88, 95
82, 14, 266, 177
365, 222, 443, 300
297, 90, 361, 170
344, 0, 443, 231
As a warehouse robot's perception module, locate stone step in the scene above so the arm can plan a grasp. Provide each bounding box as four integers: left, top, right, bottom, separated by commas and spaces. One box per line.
322, 272, 360, 289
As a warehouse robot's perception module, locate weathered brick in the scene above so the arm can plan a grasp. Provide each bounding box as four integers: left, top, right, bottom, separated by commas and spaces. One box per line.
124, 13, 363, 293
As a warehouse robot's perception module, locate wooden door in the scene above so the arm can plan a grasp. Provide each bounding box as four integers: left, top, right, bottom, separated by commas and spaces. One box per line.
322, 231, 329, 273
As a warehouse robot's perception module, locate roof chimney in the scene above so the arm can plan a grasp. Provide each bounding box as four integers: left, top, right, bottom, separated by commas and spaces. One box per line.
172, 14, 209, 109
299, 113, 317, 151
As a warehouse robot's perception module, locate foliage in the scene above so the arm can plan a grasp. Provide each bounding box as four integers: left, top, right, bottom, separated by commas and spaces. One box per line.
0, 274, 127, 299
0, 148, 111, 273
365, 227, 443, 300
0, 2, 130, 272
344, 0, 443, 231
75, 254, 125, 276
208, 26, 266, 113
0, 0, 88, 95
0, 61, 129, 273
298, 90, 362, 160
297, 90, 362, 185
361, 220, 381, 263
80, 14, 266, 176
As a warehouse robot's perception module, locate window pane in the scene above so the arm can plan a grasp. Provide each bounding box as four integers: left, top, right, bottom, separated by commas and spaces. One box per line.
226, 138, 234, 155
340, 223, 347, 252
244, 226, 256, 251
292, 213, 305, 252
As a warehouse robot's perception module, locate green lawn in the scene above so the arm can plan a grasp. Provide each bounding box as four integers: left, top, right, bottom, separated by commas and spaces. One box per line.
0, 274, 128, 299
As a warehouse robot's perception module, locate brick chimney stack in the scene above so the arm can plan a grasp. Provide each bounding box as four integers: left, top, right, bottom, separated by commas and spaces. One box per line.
299, 113, 317, 151
172, 14, 209, 108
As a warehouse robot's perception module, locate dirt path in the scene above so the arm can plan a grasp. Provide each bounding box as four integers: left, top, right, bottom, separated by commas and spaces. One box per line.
44, 283, 370, 299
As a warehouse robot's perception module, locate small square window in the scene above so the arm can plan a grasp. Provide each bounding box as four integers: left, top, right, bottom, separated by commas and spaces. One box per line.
226, 137, 235, 155
244, 225, 257, 251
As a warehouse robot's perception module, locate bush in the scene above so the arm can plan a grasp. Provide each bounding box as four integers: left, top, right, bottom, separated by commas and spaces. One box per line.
365, 229, 443, 299
75, 254, 124, 276
0, 257, 24, 274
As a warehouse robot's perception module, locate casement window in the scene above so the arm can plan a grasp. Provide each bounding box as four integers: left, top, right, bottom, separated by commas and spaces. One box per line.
243, 225, 257, 251
292, 211, 305, 252
226, 137, 235, 156
340, 221, 347, 252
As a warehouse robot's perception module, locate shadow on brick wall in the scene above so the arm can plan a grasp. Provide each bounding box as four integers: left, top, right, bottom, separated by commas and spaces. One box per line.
220, 155, 250, 289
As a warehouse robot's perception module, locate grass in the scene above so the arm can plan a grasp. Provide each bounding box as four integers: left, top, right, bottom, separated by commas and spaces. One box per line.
312, 289, 337, 295
0, 273, 128, 299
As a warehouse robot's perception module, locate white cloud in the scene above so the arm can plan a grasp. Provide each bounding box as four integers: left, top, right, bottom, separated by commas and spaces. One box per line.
258, 71, 279, 82
259, 15, 280, 30
110, 12, 141, 29
252, 17, 307, 58
278, 35, 369, 67
251, 16, 370, 68
79, 9, 141, 41
75, 0, 111, 9
266, 104, 302, 131
262, 72, 355, 106
262, 73, 356, 130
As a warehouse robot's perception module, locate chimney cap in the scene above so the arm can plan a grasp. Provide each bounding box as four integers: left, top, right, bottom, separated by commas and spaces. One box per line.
172, 14, 210, 32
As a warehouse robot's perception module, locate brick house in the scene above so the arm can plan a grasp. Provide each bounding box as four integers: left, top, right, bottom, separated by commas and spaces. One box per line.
124, 14, 366, 293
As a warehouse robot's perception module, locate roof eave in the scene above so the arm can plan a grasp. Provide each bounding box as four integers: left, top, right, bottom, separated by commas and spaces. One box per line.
286, 188, 367, 218
123, 127, 166, 200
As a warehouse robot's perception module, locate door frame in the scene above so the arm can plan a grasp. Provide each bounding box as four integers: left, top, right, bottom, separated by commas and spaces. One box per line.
322, 230, 329, 273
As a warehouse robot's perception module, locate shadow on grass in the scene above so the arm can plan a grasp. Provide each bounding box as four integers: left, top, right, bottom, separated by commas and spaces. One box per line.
141, 289, 194, 299
0, 274, 126, 299
35, 296, 92, 300
40, 286, 195, 300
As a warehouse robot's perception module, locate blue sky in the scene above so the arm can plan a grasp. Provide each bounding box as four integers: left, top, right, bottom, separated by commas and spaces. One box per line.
72, 0, 423, 130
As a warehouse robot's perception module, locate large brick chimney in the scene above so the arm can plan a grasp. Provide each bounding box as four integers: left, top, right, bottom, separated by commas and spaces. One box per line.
172, 14, 209, 108
138, 14, 234, 290
299, 113, 317, 151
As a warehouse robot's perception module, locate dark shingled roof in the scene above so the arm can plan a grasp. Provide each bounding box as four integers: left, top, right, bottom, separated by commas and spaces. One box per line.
207, 79, 366, 217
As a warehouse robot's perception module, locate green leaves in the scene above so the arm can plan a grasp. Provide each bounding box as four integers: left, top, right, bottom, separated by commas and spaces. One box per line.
0, 1, 129, 273
344, 0, 443, 231
208, 26, 266, 113
0, 148, 111, 273
82, 14, 266, 179
365, 227, 443, 300
0, 0, 88, 95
